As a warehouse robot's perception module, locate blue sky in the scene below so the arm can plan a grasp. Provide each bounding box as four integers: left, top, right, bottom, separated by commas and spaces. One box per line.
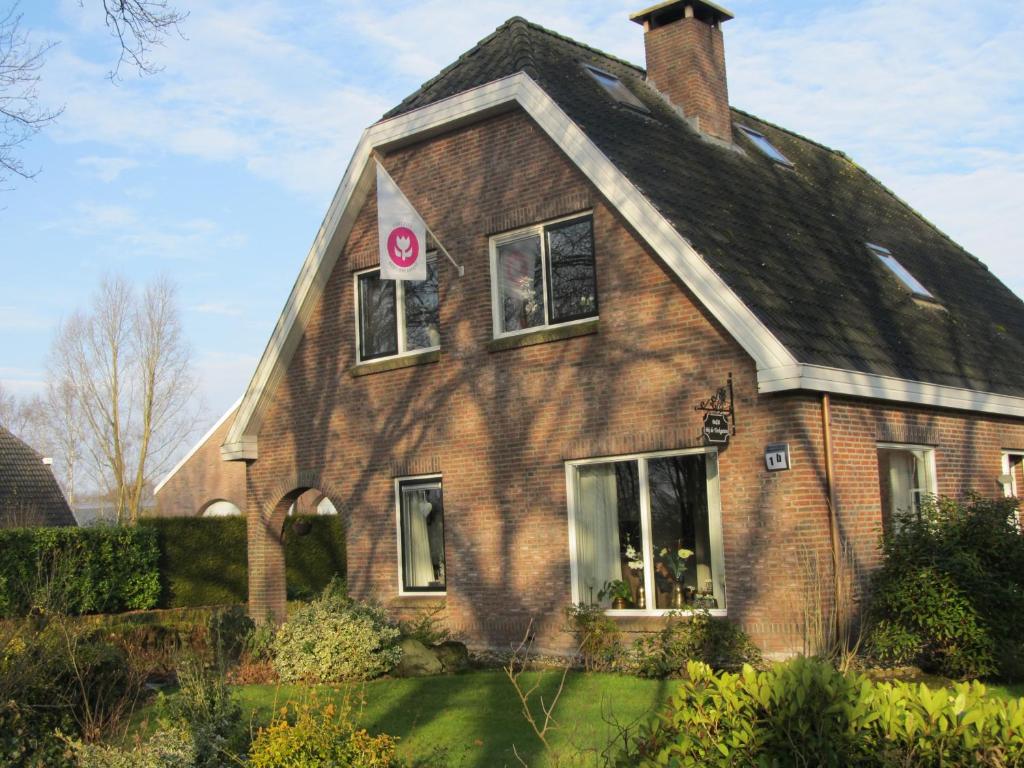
2, 0, 1023, 434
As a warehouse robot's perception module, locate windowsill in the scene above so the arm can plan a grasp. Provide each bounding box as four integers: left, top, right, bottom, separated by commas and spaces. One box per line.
487, 318, 599, 352
395, 591, 447, 599
350, 349, 440, 377
605, 608, 727, 619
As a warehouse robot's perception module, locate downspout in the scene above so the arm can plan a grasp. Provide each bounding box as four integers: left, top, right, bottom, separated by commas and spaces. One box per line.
820, 393, 842, 635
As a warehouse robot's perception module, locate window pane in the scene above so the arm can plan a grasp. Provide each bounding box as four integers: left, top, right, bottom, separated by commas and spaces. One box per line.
358, 272, 397, 360
547, 218, 598, 323
400, 482, 446, 590
574, 461, 643, 609
878, 447, 933, 528
405, 259, 440, 350
497, 235, 544, 332
648, 454, 716, 608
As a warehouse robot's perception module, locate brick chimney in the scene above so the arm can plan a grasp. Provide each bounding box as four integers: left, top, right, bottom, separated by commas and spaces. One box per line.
631, 0, 734, 142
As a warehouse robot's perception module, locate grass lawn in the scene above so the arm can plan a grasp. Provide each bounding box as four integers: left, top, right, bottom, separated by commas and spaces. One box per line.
153, 669, 672, 767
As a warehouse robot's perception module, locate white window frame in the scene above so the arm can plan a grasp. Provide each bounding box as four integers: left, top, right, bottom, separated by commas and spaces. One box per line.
737, 124, 793, 167
394, 473, 446, 596
1002, 450, 1023, 499
489, 212, 597, 340
877, 442, 938, 520
353, 257, 440, 365
564, 446, 727, 618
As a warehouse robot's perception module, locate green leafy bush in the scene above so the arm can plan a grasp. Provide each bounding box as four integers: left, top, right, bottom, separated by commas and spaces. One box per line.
207, 605, 254, 669
142, 515, 345, 607
564, 603, 621, 672
864, 495, 1024, 678
248, 697, 403, 768
67, 727, 196, 768
622, 657, 1024, 767
0, 525, 160, 617
623, 610, 761, 678
272, 580, 401, 683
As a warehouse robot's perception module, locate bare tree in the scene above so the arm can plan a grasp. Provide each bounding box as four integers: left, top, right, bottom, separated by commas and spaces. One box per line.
0, 0, 186, 185
42, 376, 87, 510
50, 275, 198, 523
0, 4, 62, 183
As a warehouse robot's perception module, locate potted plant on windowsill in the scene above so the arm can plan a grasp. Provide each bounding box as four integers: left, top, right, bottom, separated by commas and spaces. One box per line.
598, 579, 633, 610
659, 547, 694, 609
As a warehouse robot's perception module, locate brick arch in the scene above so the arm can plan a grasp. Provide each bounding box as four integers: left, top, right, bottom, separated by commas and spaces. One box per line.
247, 471, 350, 625
197, 497, 244, 517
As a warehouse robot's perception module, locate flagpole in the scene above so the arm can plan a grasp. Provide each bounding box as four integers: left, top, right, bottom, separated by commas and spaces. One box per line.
426, 224, 465, 277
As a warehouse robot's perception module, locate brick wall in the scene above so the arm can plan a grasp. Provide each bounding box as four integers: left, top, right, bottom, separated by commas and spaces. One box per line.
244, 108, 1024, 655
643, 16, 732, 142
154, 411, 247, 517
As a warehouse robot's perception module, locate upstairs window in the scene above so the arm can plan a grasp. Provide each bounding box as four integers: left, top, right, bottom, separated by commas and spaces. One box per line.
737, 125, 792, 166
867, 243, 936, 301
583, 64, 649, 113
356, 258, 439, 362
877, 443, 937, 529
490, 214, 598, 337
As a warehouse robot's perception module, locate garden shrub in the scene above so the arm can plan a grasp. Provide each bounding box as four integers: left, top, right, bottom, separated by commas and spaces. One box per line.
621, 657, 1024, 767
564, 603, 621, 671
207, 605, 254, 669
160, 656, 247, 768
0, 525, 160, 617
142, 514, 345, 607
67, 727, 196, 768
248, 697, 403, 768
624, 610, 761, 678
272, 579, 401, 683
864, 495, 1024, 678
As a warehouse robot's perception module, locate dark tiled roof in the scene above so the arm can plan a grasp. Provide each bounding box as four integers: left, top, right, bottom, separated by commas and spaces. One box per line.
0, 426, 76, 527
385, 18, 1024, 399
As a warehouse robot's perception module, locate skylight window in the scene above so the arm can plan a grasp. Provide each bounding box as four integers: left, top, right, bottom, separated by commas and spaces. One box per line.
583, 64, 649, 113
867, 243, 936, 301
737, 125, 792, 166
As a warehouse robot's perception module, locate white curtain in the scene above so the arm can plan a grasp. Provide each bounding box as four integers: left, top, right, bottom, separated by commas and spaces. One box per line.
575, 465, 621, 605
402, 489, 435, 587
887, 450, 915, 521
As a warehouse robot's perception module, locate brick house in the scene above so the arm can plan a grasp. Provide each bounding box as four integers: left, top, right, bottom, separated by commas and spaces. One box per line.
215, 2, 1024, 655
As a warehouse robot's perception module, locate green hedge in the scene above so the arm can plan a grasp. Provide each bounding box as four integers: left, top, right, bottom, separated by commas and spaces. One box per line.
0, 525, 160, 617
142, 515, 345, 608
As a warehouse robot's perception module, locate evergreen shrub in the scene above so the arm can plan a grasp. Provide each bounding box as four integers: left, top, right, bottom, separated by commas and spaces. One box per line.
0, 525, 160, 617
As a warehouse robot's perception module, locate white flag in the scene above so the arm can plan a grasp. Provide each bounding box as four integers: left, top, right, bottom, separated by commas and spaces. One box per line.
377, 161, 427, 281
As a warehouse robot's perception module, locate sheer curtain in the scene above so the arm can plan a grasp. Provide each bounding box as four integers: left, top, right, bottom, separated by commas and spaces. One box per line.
402, 488, 435, 587
575, 465, 621, 605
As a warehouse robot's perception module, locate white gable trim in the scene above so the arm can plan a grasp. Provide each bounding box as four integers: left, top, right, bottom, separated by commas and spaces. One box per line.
223, 72, 1024, 459
156, 398, 242, 494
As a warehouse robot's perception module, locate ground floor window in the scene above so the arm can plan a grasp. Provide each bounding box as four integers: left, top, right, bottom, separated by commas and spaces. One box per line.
877, 443, 936, 528
1003, 452, 1023, 500
566, 448, 725, 613
396, 477, 446, 593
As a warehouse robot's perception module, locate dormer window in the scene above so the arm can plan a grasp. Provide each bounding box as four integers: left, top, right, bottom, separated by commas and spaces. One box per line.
867, 243, 936, 301
583, 64, 649, 113
737, 125, 792, 166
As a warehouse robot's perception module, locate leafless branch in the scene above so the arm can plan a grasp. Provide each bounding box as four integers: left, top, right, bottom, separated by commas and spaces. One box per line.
91, 0, 188, 80
0, 3, 62, 184
504, 620, 570, 764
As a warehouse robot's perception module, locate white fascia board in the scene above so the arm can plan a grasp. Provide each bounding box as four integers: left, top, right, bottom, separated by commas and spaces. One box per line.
758, 363, 1024, 419
156, 398, 242, 494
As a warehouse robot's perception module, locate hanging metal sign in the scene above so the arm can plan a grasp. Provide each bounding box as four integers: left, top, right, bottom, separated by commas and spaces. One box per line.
703, 412, 731, 444
695, 373, 736, 445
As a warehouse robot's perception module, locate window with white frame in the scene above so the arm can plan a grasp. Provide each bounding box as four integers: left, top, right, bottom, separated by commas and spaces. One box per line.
355, 258, 439, 362
877, 443, 937, 527
1002, 452, 1023, 499
490, 214, 598, 337
396, 477, 446, 593
567, 448, 726, 613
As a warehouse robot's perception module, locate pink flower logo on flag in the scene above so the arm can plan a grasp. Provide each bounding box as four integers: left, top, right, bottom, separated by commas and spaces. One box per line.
386, 226, 419, 268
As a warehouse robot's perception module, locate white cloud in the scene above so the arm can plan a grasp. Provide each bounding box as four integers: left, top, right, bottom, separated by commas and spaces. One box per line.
192, 303, 243, 317
0, 369, 46, 395
77, 156, 139, 182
